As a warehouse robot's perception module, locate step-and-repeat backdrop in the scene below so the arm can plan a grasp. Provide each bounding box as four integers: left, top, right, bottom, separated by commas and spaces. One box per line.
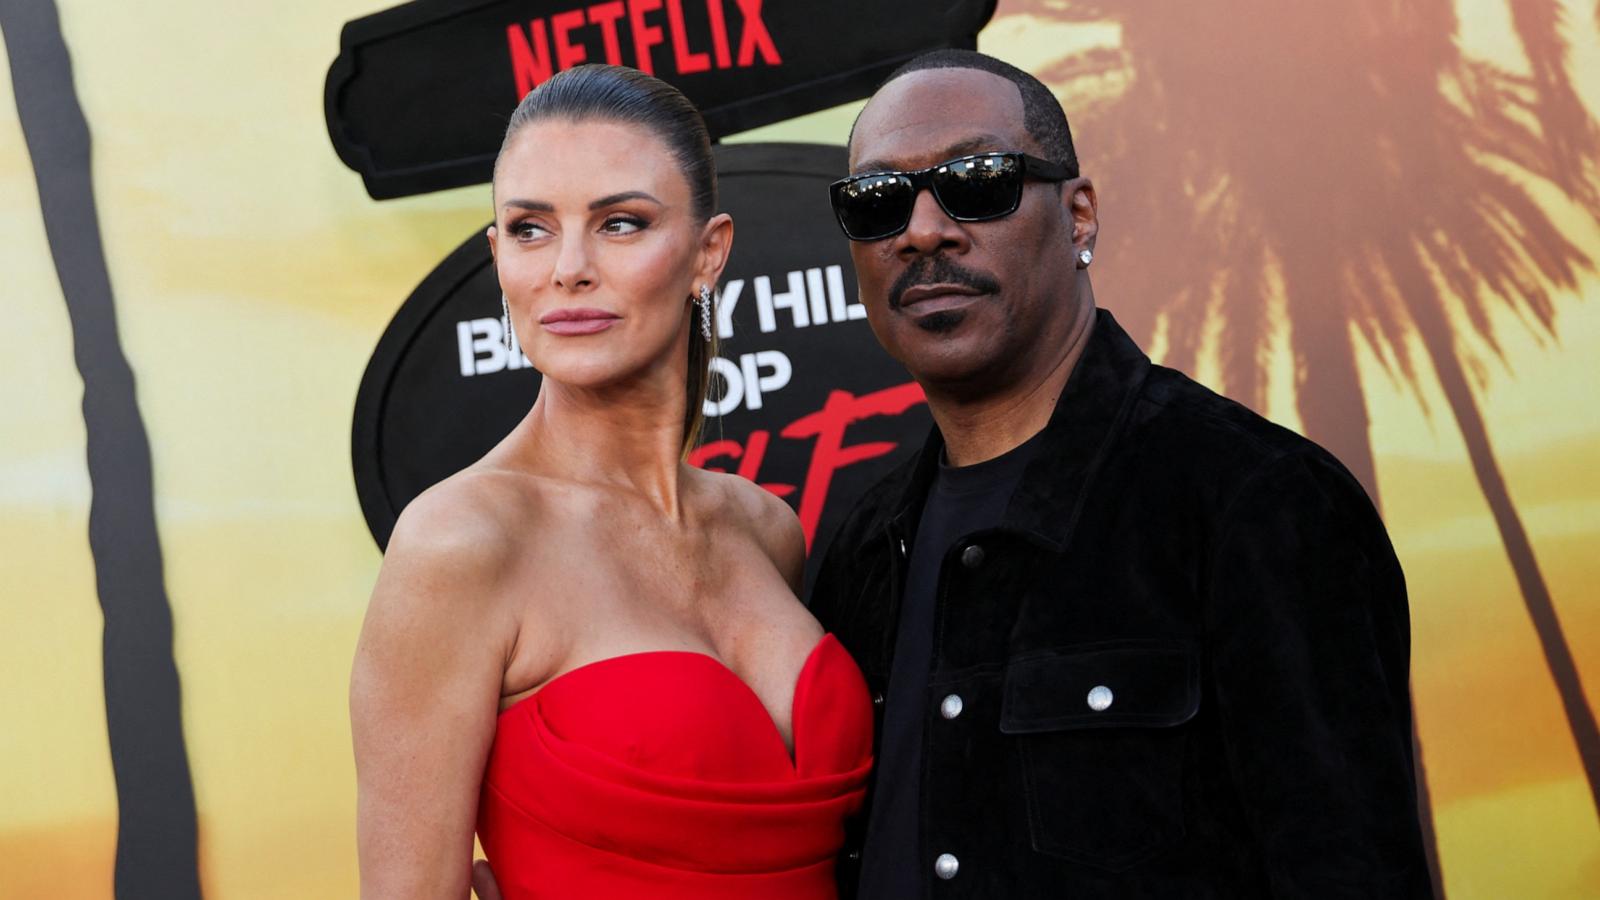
4, 0, 1599, 897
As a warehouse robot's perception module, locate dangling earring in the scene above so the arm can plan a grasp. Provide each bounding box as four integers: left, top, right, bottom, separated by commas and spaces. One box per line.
696, 284, 713, 341
501, 293, 514, 352
1077, 248, 1094, 268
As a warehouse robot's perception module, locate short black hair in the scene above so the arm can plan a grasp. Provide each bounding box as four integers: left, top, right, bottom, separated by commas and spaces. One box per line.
853, 49, 1079, 178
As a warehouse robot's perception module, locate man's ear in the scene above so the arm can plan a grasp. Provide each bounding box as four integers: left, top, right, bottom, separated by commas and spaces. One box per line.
485, 224, 498, 265
1065, 176, 1098, 254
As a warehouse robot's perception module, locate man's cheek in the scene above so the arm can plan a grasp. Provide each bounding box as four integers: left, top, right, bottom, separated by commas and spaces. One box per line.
855, 277, 889, 316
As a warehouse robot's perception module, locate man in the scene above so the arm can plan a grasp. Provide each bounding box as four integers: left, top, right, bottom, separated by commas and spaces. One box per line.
808, 49, 1432, 898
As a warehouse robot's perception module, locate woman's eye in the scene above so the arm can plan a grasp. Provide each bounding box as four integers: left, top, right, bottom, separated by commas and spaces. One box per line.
512, 221, 549, 240
602, 215, 646, 235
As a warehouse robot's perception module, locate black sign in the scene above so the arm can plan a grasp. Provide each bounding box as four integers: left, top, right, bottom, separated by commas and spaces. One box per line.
325, 0, 996, 198
352, 142, 932, 574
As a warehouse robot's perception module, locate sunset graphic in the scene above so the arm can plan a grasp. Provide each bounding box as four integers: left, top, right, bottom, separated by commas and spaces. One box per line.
2, 0, 1597, 897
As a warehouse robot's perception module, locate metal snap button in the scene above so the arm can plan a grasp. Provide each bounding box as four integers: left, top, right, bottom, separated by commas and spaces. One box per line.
960, 544, 985, 568
1087, 685, 1114, 711
940, 694, 964, 720
934, 853, 960, 880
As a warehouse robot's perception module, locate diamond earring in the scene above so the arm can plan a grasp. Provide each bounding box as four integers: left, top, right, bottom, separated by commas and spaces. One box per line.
1078, 248, 1094, 268
697, 285, 713, 341
501, 293, 513, 352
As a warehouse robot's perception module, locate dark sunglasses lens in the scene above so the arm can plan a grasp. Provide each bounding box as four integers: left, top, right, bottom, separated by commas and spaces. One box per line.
933, 155, 1023, 220
833, 174, 916, 239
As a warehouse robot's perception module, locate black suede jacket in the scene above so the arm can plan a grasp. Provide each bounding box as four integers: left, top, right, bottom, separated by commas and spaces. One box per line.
809, 310, 1432, 898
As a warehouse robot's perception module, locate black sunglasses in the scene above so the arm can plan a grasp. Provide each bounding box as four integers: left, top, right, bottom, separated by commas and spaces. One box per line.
829, 151, 1076, 242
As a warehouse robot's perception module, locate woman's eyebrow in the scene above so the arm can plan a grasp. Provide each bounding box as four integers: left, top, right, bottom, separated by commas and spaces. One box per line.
589, 190, 662, 210
501, 192, 664, 213
502, 198, 553, 212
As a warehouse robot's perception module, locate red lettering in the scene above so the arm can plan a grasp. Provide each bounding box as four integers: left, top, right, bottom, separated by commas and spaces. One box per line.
704, 0, 732, 68
689, 384, 927, 549
689, 432, 796, 498
690, 439, 741, 473
736, 430, 774, 484
507, 21, 553, 98
781, 383, 926, 550
666, 0, 711, 74
733, 0, 780, 67
551, 9, 589, 70
587, 1, 627, 65
628, 0, 666, 75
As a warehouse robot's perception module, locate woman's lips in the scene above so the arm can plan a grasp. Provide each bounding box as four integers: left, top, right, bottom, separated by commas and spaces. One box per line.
539, 308, 620, 335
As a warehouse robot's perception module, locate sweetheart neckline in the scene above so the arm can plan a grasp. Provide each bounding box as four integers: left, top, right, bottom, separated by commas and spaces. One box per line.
496, 633, 837, 767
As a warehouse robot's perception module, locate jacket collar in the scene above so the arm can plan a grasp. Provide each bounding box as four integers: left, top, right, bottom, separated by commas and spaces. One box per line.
885, 308, 1152, 552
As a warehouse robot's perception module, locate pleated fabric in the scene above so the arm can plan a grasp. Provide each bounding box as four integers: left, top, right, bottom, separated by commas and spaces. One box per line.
478, 634, 873, 899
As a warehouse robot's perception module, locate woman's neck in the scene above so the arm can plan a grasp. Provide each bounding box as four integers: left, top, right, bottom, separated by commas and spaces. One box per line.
509, 373, 691, 518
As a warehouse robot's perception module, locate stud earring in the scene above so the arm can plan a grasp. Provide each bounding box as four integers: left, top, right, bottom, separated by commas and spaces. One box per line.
1078, 248, 1094, 268
501, 293, 513, 352
697, 285, 713, 341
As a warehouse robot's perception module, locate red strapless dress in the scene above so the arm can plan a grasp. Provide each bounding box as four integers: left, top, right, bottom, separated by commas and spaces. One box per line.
477, 634, 873, 899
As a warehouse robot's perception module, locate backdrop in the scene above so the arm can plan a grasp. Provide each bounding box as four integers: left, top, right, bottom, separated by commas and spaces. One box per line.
3, 1, 1599, 897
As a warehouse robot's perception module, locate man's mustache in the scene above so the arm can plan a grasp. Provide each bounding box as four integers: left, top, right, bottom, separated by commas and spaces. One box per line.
888, 256, 1002, 310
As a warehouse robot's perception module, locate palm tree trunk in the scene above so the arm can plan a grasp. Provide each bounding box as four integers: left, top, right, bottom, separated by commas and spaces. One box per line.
1, 1, 203, 896
1413, 718, 1446, 898
1409, 289, 1600, 822
1285, 277, 1380, 500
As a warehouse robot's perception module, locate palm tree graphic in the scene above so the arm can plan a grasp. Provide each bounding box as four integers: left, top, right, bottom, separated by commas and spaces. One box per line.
993, 0, 1600, 890
2, 0, 203, 895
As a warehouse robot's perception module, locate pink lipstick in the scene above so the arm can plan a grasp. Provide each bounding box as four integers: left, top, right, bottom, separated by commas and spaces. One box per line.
539, 307, 621, 336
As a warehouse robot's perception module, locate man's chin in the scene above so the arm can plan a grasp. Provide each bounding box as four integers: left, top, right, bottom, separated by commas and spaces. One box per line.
893, 340, 1000, 392
913, 309, 967, 333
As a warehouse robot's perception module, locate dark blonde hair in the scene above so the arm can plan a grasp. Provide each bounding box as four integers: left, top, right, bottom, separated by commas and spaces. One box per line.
497, 64, 719, 456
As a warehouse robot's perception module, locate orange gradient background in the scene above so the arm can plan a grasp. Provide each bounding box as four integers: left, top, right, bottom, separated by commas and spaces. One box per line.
2, 0, 1597, 897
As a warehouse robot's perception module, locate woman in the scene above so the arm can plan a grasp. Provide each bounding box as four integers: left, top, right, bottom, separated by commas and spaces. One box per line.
350, 66, 873, 899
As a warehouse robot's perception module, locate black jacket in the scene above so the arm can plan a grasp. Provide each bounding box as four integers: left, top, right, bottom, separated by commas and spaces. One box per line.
809, 309, 1432, 898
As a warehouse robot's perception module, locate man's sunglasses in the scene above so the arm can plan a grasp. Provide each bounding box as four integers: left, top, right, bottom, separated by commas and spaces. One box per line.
828, 151, 1076, 242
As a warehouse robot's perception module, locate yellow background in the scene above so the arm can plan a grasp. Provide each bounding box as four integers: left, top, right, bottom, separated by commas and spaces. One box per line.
2, 0, 1597, 897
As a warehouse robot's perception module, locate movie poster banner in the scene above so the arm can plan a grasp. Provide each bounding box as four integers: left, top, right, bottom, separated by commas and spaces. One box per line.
1, 1, 1598, 898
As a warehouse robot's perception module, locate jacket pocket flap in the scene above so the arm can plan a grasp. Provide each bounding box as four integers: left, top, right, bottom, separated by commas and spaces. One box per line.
1000, 639, 1200, 733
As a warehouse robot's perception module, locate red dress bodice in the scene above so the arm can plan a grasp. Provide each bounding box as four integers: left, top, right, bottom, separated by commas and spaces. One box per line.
477, 634, 874, 899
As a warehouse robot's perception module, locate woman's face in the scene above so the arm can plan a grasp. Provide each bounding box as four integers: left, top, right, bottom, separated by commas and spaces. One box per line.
489, 118, 728, 391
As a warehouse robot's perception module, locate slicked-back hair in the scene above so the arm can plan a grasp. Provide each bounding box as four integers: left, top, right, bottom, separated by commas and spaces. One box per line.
497, 64, 717, 220
494, 65, 719, 456
856, 49, 1080, 178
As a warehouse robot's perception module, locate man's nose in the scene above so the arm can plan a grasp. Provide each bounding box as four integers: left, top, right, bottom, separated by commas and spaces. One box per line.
895, 188, 968, 257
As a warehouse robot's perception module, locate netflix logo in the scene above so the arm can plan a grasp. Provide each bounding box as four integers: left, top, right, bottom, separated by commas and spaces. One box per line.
328, 0, 992, 198
507, 0, 781, 98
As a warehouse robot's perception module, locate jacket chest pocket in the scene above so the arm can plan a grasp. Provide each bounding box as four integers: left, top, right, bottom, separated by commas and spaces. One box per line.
999, 639, 1200, 871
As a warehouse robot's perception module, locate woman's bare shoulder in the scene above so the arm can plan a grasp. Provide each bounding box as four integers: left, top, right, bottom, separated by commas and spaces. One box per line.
387, 473, 513, 570
373, 466, 563, 615
693, 468, 805, 588
354, 468, 559, 715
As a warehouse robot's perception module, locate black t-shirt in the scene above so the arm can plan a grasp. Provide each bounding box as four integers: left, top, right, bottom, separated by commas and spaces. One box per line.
857, 429, 1045, 899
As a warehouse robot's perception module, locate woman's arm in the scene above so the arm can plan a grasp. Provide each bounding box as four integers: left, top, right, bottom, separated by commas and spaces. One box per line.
351, 489, 519, 900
